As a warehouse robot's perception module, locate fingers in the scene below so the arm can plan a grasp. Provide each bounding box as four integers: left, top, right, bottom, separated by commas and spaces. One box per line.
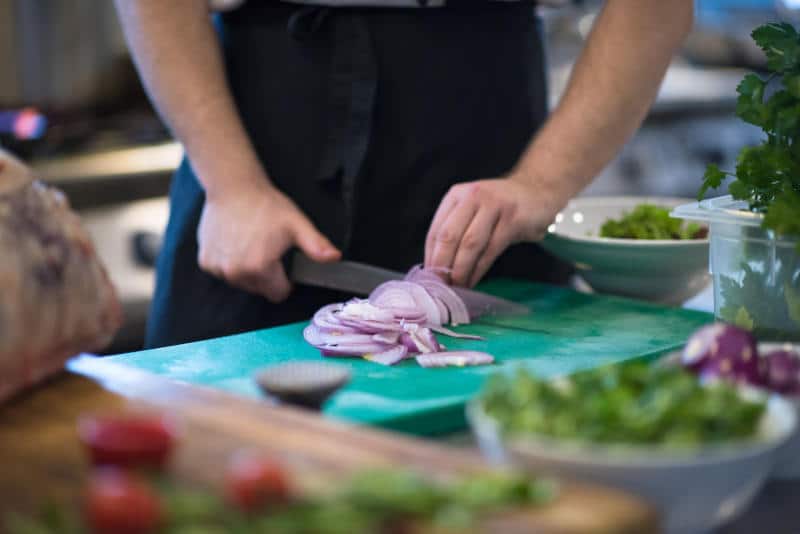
450, 207, 500, 287
203, 252, 292, 302
468, 222, 515, 288
251, 262, 292, 302
291, 215, 341, 263
424, 189, 460, 266
427, 197, 478, 278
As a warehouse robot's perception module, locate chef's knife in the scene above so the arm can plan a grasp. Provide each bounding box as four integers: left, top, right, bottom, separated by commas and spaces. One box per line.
287, 250, 529, 317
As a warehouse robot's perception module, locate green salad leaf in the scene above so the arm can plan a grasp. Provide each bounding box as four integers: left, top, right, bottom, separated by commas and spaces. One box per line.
599, 204, 703, 240
7, 470, 555, 534
481, 363, 766, 447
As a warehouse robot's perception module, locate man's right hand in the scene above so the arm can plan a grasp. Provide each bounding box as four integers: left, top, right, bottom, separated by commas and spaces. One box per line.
197, 182, 341, 302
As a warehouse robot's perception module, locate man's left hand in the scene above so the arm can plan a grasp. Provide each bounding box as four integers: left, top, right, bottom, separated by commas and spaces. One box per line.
424, 176, 560, 288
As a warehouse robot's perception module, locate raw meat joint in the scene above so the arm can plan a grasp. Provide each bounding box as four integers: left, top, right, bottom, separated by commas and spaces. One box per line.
0, 149, 122, 402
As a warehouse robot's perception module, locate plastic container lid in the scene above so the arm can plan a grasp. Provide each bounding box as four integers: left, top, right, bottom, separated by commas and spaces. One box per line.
671, 195, 764, 228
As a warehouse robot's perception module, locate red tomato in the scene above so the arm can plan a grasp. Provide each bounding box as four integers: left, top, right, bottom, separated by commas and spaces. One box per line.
77, 414, 177, 469
225, 452, 291, 512
85, 467, 162, 534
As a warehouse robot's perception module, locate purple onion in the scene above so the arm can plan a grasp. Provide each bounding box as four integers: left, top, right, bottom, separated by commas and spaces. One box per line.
764, 349, 800, 395
305, 265, 493, 366
682, 323, 762, 386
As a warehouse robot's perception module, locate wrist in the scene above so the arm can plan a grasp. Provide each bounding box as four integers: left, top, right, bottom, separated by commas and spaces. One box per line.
198, 163, 277, 204
507, 169, 571, 219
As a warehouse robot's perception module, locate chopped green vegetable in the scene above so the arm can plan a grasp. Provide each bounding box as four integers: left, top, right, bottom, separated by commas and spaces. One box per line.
7, 470, 555, 534
718, 259, 800, 341
698, 22, 800, 248
599, 204, 704, 240
481, 363, 766, 447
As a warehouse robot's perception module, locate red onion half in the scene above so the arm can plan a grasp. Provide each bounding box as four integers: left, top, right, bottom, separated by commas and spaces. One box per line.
304, 265, 494, 367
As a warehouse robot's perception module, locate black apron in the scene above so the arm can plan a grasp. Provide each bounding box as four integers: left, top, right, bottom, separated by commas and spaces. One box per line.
146, 1, 570, 348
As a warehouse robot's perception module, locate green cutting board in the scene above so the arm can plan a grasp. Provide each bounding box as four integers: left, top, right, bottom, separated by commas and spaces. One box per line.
110, 280, 711, 435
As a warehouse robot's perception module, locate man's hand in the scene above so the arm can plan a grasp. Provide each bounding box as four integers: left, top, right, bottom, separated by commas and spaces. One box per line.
197, 182, 341, 302
424, 176, 559, 288
426, 0, 692, 287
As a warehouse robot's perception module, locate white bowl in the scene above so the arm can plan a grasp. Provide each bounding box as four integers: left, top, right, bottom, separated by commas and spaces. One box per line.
759, 343, 800, 480
541, 196, 709, 305
467, 397, 796, 534
660, 343, 800, 480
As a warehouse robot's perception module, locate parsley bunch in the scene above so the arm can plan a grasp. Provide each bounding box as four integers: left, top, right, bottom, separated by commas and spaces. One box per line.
700, 22, 800, 241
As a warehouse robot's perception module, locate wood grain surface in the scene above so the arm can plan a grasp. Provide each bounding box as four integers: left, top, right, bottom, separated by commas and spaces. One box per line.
0, 357, 659, 533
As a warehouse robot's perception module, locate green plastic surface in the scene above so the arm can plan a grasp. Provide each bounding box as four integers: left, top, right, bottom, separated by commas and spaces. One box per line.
110, 280, 711, 435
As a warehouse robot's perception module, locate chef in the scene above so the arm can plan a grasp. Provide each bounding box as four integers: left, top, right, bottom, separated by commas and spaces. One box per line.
114, 0, 693, 348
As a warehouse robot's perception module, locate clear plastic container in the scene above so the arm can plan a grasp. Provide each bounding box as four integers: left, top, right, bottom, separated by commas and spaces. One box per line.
673, 196, 800, 342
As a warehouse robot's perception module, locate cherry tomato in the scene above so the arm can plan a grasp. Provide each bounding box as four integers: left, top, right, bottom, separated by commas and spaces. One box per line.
77, 413, 177, 469
224, 452, 291, 512
85, 467, 162, 534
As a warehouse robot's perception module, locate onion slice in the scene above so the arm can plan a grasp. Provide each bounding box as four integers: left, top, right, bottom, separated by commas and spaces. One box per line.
364, 345, 409, 366
305, 265, 500, 366
429, 325, 484, 341
416, 351, 495, 368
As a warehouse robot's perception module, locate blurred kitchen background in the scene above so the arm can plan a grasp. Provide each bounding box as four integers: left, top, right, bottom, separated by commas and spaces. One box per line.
1, 0, 796, 352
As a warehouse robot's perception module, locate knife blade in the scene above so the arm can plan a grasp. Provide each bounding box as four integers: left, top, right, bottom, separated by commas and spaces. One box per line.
288, 251, 529, 317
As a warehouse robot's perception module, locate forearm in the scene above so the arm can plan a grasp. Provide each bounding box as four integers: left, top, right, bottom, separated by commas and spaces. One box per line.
114, 0, 269, 200
513, 0, 693, 206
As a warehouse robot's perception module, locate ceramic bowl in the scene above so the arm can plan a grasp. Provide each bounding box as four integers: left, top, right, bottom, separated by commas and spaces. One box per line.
659, 343, 800, 480
467, 396, 796, 534
758, 343, 800, 480
541, 196, 709, 305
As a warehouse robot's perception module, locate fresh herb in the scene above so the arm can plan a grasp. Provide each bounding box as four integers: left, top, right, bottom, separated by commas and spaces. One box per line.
699, 22, 800, 245
481, 363, 766, 447
599, 204, 704, 240
718, 260, 800, 342
6, 470, 555, 534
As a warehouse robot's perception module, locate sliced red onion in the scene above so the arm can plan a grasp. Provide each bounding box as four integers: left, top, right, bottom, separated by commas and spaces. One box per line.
416, 351, 494, 368
305, 326, 377, 347
399, 333, 418, 353
373, 332, 400, 345
318, 341, 393, 356
429, 325, 484, 341
405, 265, 470, 325
340, 299, 396, 322
400, 325, 441, 354
364, 345, 409, 366
312, 304, 358, 334
305, 265, 500, 367
370, 281, 443, 325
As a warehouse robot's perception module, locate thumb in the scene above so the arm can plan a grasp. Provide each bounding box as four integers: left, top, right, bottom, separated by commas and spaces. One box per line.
291, 215, 341, 263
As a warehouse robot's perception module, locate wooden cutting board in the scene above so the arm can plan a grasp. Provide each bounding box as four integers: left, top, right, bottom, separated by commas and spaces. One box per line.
0, 359, 659, 533
109, 280, 711, 435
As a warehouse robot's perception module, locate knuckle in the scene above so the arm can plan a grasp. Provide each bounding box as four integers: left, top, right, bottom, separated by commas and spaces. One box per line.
460, 232, 483, 251
466, 183, 483, 198
221, 263, 244, 281
436, 229, 458, 246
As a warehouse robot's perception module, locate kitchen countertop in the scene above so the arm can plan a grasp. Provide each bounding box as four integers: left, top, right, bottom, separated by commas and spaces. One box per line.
0, 356, 797, 533
0, 357, 657, 534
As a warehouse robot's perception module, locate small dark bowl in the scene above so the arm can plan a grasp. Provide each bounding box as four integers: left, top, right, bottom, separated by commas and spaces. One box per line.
254, 361, 351, 411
